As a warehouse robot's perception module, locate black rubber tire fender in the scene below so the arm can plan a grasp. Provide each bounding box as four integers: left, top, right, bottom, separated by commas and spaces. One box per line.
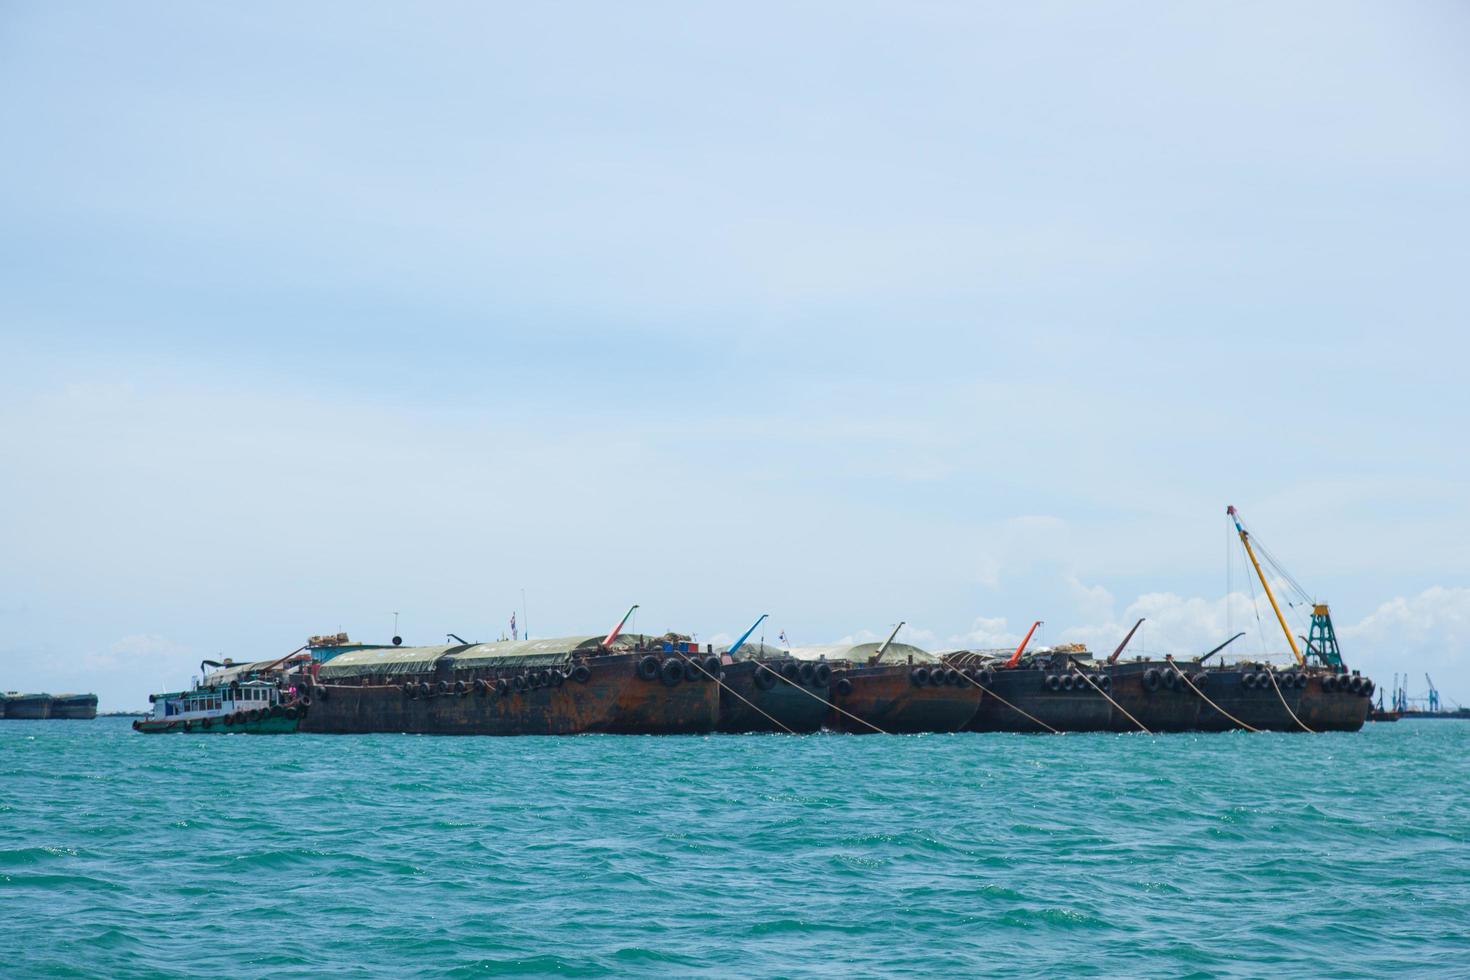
812, 662, 832, 687
1098, 673, 1113, 692
1319, 674, 1335, 693
781, 662, 801, 683
834, 676, 854, 697
403, 682, 415, 698
910, 666, 930, 687
702, 656, 721, 679
285, 706, 299, 720
1162, 670, 1178, 690
511, 674, 527, 693
1361, 678, 1375, 697
454, 680, 468, 695
679, 658, 701, 683
248, 708, 262, 721
796, 662, 814, 686
658, 658, 682, 686
495, 678, 510, 696
1143, 669, 1160, 692
572, 664, 592, 684
549, 669, 566, 687
1295, 672, 1308, 689
201, 717, 213, 729
637, 656, 660, 681
1045, 674, 1062, 692
317, 685, 329, 701
753, 664, 778, 690
474, 678, 490, 695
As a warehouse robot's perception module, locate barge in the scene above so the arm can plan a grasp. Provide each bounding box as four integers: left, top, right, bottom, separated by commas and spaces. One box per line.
1, 692, 98, 719
299, 633, 721, 736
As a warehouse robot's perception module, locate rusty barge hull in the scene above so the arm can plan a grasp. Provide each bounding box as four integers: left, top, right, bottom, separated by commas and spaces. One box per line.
964, 668, 1122, 733
717, 659, 829, 734
299, 651, 719, 736
826, 663, 982, 733
963, 661, 1370, 733
1107, 662, 1369, 732
1, 695, 53, 719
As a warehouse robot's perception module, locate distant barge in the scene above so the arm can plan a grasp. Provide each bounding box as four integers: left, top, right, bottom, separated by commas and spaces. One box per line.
2, 692, 98, 720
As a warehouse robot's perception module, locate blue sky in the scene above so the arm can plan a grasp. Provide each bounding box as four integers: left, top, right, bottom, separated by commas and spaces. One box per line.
2, 2, 1467, 708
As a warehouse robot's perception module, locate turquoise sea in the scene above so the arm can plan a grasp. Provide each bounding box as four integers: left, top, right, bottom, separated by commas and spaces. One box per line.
2, 719, 1467, 978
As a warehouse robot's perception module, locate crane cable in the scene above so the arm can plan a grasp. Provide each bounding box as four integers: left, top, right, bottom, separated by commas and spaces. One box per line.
1067, 664, 1151, 734
1165, 657, 1261, 732
1265, 669, 1316, 734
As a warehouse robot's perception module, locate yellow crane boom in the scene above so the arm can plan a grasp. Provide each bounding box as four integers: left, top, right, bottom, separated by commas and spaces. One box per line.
1227, 506, 1305, 666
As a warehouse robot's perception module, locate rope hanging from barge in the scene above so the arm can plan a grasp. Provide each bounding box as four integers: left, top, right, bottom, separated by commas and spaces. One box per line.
1164, 657, 1261, 733
671, 651, 796, 734
1068, 665, 1151, 734
951, 669, 1061, 735
750, 660, 892, 735
1265, 669, 1316, 734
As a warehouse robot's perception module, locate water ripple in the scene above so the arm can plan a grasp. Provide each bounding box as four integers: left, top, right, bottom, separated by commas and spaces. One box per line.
0, 719, 1467, 977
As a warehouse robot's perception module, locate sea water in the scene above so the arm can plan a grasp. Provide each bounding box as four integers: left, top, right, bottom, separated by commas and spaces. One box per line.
1, 719, 1467, 978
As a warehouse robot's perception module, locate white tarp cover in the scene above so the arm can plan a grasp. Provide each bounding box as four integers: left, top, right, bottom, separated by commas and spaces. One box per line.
786, 641, 939, 665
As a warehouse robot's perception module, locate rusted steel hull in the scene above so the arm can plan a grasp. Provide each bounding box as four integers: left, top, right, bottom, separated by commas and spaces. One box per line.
298, 653, 719, 736
1109, 664, 1370, 733
48, 695, 98, 720
965, 669, 1124, 733
717, 660, 829, 733
826, 663, 982, 733
966, 663, 1370, 733
2, 695, 51, 719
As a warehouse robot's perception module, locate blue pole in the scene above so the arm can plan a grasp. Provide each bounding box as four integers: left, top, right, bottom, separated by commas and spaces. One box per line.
727, 614, 769, 658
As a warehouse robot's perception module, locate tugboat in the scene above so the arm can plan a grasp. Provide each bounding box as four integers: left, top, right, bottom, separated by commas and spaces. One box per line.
133, 678, 304, 734
790, 623, 983, 733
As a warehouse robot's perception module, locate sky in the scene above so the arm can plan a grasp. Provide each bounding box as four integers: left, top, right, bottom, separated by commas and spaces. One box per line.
2, 2, 1467, 710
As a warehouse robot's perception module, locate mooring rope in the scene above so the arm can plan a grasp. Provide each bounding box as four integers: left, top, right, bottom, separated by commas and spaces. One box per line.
750, 660, 892, 735
1067, 664, 1151, 734
1266, 669, 1316, 733
672, 651, 796, 734
1165, 657, 1261, 733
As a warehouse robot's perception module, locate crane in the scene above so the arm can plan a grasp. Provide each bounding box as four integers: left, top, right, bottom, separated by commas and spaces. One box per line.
1426, 674, 1440, 712
1227, 506, 1344, 669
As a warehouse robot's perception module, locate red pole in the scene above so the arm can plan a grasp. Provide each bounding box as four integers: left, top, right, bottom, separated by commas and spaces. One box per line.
1004, 621, 1042, 668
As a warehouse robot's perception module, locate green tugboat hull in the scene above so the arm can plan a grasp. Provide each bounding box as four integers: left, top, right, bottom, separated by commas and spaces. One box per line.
133, 711, 301, 734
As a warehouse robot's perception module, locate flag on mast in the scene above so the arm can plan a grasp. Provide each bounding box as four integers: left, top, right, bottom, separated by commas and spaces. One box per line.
510, 611, 517, 641
778, 630, 789, 648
